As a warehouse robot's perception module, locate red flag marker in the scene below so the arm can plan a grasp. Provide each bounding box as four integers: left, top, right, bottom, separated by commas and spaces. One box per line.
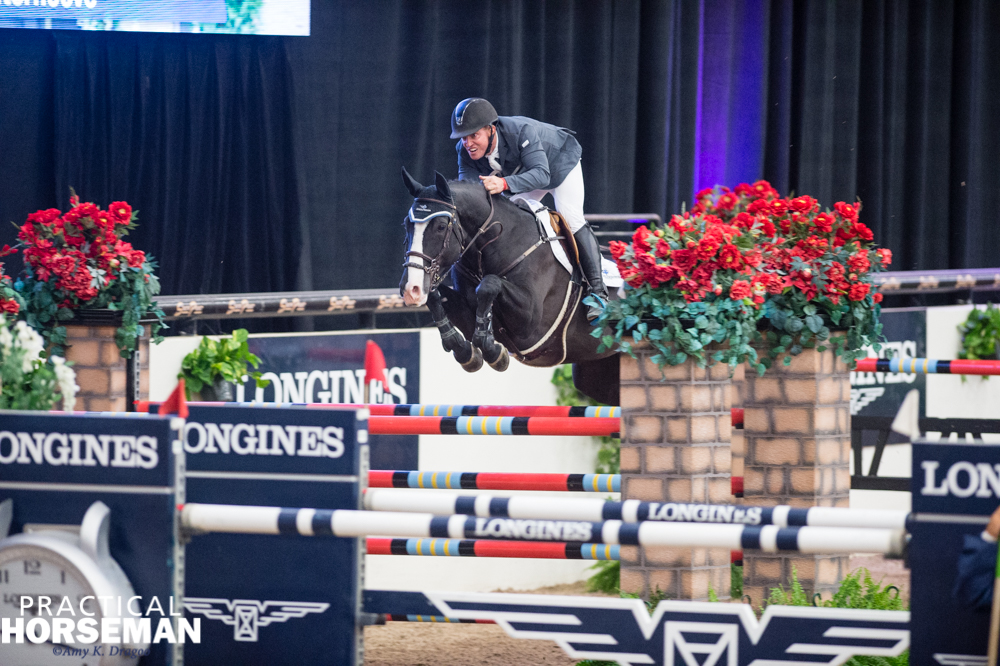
365, 340, 388, 386
158, 379, 189, 418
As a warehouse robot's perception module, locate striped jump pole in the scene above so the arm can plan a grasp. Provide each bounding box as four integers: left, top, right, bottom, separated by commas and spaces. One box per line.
315, 404, 621, 418
368, 415, 619, 437
362, 489, 909, 530
367, 470, 620, 493
855, 357, 1000, 376
179, 504, 906, 555
366, 537, 619, 560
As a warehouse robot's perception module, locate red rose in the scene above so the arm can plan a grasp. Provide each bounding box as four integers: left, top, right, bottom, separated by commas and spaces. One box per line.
747, 199, 771, 216
717, 244, 744, 270
695, 187, 714, 201
758, 217, 776, 236
790, 196, 817, 213
716, 192, 738, 211
127, 250, 145, 268
729, 280, 751, 300
632, 226, 652, 253
109, 201, 132, 224
813, 213, 834, 233
696, 235, 721, 260
876, 248, 892, 267
609, 240, 628, 260
670, 248, 697, 274
733, 212, 753, 228
751, 180, 777, 200
848, 283, 870, 301
852, 222, 874, 241
834, 202, 859, 223
770, 199, 789, 216
873, 292, 884, 303
847, 251, 870, 274
655, 238, 671, 258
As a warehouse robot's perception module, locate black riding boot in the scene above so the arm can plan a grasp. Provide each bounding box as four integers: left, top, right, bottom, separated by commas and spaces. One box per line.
573, 225, 610, 321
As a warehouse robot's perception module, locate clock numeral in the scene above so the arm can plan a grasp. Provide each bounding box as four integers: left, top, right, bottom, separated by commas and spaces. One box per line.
0, 569, 8, 584
24, 559, 41, 575
61, 570, 66, 585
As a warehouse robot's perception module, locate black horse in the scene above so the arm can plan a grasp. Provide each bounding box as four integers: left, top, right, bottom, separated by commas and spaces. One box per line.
399, 169, 619, 405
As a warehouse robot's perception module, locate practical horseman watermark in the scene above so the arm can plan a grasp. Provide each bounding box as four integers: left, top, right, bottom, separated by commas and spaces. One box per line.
1, 595, 199, 646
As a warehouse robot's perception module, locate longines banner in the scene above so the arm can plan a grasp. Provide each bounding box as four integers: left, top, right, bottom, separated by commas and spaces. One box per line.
235, 331, 420, 470
850, 308, 927, 418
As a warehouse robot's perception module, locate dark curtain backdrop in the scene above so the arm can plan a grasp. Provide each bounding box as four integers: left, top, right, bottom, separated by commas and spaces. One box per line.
0, 0, 998, 303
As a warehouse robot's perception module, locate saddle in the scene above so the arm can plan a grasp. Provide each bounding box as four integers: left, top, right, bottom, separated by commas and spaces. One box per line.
546, 210, 581, 267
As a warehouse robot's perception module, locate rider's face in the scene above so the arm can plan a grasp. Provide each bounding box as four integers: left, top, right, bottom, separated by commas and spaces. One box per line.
462, 126, 492, 161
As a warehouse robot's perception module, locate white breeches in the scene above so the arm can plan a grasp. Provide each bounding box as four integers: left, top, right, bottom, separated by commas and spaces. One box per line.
517, 160, 586, 233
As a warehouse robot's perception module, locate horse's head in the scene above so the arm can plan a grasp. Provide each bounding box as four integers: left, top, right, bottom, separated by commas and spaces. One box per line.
399, 168, 464, 306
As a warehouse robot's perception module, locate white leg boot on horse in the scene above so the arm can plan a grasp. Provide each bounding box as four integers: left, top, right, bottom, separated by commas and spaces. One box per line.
574, 225, 609, 322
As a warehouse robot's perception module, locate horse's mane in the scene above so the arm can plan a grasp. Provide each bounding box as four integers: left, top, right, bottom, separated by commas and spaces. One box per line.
447, 179, 537, 228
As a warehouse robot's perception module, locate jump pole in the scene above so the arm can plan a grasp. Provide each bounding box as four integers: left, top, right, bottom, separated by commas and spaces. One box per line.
855, 357, 1000, 375
361, 488, 908, 529
366, 537, 620, 560
367, 470, 620, 492
180, 503, 906, 555
367, 415, 619, 437
316, 404, 621, 418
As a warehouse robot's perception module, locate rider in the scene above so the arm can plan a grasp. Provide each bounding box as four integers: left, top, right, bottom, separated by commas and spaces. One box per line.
450, 97, 609, 321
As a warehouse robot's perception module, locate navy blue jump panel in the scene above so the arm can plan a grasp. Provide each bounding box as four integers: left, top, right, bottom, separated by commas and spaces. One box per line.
0, 411, 182, 666
180, 404, 366, 666
910, 440, 998, 664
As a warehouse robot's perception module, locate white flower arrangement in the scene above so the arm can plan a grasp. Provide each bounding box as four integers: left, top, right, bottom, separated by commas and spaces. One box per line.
0, 315, 77, 411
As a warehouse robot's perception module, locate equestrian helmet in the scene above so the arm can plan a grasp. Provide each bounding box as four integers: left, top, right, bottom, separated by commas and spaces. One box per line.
450, 98, 498, 139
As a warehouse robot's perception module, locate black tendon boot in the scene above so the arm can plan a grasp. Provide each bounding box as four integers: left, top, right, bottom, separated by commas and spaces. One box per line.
573, 225, 610, 321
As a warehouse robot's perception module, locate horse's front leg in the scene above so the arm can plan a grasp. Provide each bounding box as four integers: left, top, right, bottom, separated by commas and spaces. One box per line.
472, 275, 510, 372
428, 288, 483, 372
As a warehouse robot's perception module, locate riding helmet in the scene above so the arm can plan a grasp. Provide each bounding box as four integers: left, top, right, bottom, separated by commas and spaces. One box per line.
450, 98, 498, 139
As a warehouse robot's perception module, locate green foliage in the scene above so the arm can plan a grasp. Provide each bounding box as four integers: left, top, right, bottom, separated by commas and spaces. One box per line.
731, 562, 743, 598
759, 290, 885, 371
958, 303, 1000, 381
592, 285, 764, 377
585, 560, 620, 595
0, 316, 76, 411
178, 329, 269, 398
764, 568, 908, 666
551, 364, 619, 474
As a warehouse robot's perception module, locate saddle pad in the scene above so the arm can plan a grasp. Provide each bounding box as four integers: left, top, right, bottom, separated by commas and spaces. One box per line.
512, 196, 623, 289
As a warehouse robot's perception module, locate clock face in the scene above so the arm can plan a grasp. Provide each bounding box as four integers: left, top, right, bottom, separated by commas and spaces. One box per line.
0, 544, 102, 666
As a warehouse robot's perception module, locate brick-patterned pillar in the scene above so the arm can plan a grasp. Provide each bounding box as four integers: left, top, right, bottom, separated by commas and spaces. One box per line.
619, 345, 732, 601
63, 323, 150, 412
741, 346, 851, 605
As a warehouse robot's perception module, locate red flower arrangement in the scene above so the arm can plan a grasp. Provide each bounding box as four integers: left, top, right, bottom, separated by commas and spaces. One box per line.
595, 179, 893, 372
693, 181, 891, 366
0, 245, 20, 315
596, 210, 769, 371
13, 193, 164, 358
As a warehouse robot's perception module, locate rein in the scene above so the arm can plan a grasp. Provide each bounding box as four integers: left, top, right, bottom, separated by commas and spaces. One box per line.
403, 192, 498, 289
404, 188, 560, 288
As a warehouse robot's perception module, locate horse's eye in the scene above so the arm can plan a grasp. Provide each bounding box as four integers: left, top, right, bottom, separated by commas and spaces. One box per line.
437, 220, 448, 231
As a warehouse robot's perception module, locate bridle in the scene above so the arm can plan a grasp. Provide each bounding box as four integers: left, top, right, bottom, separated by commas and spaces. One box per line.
403, 192, 498, 290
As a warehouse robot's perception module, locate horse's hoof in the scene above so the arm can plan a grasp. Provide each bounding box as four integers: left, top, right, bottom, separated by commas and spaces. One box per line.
488, 345, 509, 372
460, 346, 483, 372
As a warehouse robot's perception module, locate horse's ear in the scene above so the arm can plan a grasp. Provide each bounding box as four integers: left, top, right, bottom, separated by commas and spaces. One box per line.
401, 167, 423, 197
434, 171, 453, 202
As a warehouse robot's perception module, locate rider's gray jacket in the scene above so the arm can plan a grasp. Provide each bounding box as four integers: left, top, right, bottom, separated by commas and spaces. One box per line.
456, 116, 582, 194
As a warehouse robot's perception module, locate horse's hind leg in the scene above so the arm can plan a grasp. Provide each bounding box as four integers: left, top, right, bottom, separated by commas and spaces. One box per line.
428, 288, 483, 372
472, 275, 510, 372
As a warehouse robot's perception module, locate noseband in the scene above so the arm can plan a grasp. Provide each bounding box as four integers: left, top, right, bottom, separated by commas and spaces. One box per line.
403, 194, 497, 290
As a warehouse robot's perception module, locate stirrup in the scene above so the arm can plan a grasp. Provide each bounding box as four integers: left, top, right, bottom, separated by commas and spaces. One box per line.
583, 291, 607, 322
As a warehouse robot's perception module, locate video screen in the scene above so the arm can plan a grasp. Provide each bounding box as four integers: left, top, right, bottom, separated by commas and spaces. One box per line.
0, 0, 310, 36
